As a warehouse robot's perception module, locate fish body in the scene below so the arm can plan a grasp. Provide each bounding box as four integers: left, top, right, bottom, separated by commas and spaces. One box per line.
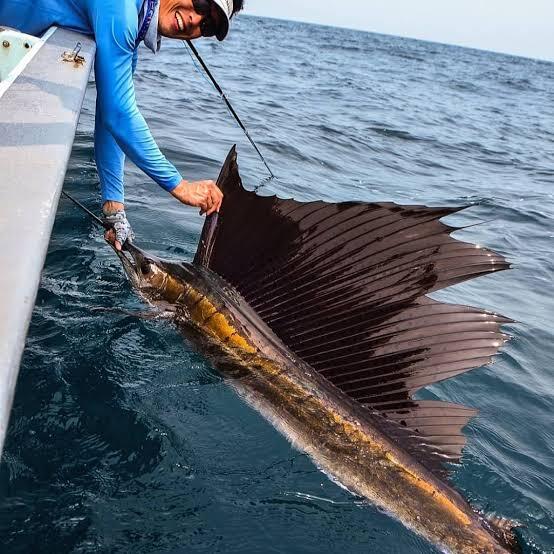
114, 147, 519, 554
121, 252, 512, 554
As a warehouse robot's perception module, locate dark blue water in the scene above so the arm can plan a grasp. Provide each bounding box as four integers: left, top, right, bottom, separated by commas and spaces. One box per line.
2, 16, 553, 553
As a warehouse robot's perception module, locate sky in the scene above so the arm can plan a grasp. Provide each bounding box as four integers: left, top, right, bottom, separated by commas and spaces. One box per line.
244, 0, 554, 62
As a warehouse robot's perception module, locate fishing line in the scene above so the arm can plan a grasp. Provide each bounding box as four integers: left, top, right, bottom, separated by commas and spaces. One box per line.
183, 39, 275, 180
61, 190, 109, 230
184, 42, 214, 89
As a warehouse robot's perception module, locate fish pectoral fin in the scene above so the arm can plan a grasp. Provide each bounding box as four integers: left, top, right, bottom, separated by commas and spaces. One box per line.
484, 514, 523, 530
481, 513, 523, 553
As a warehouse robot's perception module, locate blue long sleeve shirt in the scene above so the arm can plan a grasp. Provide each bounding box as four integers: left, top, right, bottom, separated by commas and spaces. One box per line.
0, 0, 183, 203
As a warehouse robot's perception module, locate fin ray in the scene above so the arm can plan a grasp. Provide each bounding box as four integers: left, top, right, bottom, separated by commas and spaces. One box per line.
197, 148, 510, 478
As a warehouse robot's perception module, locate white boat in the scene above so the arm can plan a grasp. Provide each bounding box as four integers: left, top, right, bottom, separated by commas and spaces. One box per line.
0, 26, 96, 456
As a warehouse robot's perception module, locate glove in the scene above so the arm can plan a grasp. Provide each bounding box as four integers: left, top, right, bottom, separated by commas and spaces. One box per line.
102, 209, 135, 247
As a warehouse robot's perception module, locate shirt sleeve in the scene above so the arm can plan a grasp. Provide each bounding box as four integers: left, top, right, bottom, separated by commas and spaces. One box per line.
87, 0, 182, 192
95, 98, 126, 204
94, 48, 141, 204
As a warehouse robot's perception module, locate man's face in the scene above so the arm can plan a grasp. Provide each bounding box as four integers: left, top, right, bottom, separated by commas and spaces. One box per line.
158, 0, 223, 40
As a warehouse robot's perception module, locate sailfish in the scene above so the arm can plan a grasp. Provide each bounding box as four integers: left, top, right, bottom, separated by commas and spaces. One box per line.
114, 147, 519, 553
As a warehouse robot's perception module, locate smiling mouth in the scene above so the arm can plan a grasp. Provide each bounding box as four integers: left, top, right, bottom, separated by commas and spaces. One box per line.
175, 11, 185, 33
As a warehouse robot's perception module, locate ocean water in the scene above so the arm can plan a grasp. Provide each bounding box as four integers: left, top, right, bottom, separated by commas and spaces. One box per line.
1, 16, 553, 553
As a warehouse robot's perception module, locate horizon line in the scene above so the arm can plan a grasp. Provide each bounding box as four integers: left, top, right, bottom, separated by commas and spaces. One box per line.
241, 13, 554, 65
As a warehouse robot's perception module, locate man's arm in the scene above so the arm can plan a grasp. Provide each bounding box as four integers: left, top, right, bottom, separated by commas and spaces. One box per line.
88, 0, 183, 191
94, 47, 137, 249
94, 48, 138, 209
95, 100, 126, 206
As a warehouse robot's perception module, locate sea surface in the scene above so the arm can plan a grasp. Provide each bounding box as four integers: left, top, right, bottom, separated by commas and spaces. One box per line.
1, 16, 553, 554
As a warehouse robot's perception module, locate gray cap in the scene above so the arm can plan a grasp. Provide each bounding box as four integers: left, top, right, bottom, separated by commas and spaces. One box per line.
212, 0, 233, 41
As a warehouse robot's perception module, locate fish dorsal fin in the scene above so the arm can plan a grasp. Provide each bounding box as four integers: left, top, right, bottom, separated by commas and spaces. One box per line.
378, 400, 478, 476
194, 145, 239, 267
197, 148, 511, 476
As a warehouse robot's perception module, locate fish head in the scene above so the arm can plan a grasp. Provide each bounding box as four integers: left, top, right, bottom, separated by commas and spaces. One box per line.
114, 242, 198, 308
115, 242, 169, 295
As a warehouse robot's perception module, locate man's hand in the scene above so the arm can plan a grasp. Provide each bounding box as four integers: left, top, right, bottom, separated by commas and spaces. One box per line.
102, 202, 135, 251
170, 179, 223, 216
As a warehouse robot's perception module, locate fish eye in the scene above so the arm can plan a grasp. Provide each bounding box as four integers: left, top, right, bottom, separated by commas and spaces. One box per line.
140, 260, 152, 274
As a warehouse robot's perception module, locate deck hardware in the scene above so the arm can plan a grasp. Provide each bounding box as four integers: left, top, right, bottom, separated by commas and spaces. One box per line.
24, 42, 30, 49
2, 40, 9, 48
62, 42, 85, 66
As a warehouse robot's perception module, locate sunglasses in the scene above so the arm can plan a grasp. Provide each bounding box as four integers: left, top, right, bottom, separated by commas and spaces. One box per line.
192, 0, 222, 37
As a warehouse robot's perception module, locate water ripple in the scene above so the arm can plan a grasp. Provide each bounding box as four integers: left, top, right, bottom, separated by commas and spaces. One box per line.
2, 15, 553, 554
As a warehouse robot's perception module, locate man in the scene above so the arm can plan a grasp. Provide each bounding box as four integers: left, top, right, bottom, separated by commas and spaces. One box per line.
0, 0, 243, 249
